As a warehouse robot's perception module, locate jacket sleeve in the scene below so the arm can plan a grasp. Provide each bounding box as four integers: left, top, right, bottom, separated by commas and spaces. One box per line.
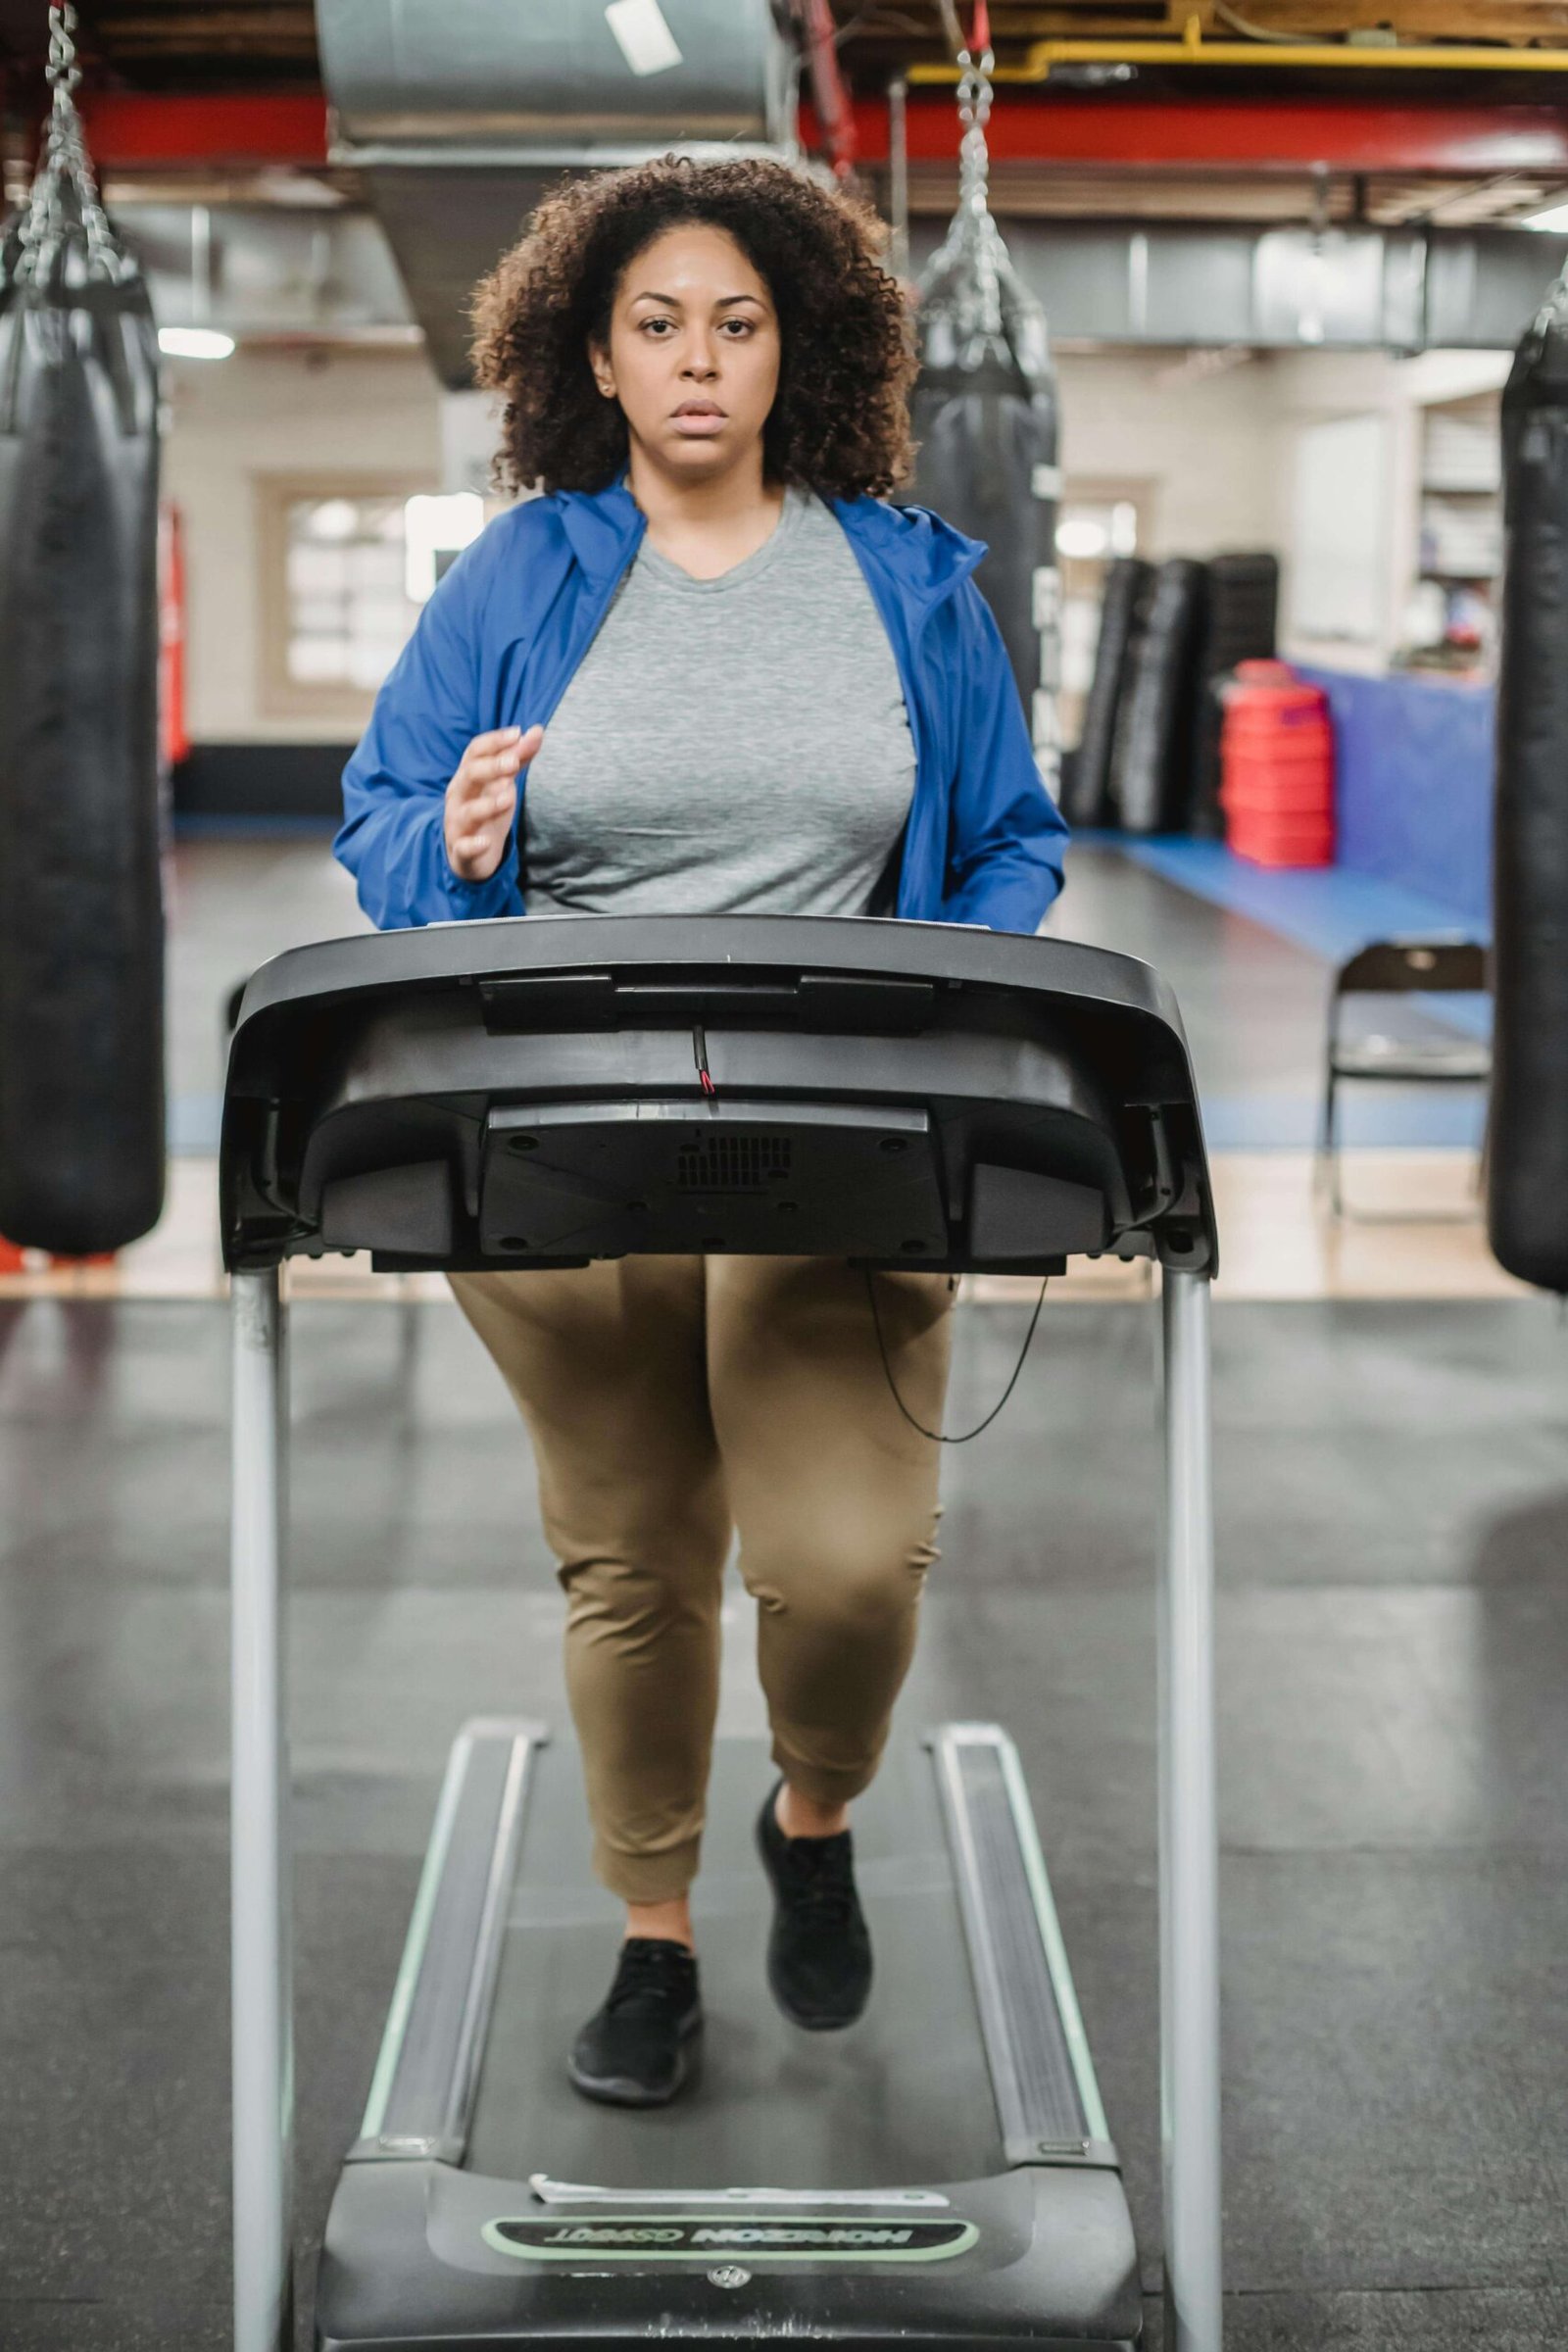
333, 537, 524, 931
940, 579, 1069, 934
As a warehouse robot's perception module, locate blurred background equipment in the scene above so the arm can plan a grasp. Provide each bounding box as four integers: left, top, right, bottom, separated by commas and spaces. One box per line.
1187, 553, 1280, 835
0, 3, 165, 1254
1107, 554, 1205, 834
1061, 554, 1150, 826
1319, 938, 1492, 1218
1218, 660, 1335, 869
1489, 269, 1568, 1293
904, 2, 1062, 791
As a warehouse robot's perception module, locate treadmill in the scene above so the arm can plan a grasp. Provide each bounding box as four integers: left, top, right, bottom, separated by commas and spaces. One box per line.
222, 913, 1221, 2352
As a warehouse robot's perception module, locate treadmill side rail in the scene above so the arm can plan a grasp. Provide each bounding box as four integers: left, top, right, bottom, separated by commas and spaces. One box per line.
231, 1268, 293, 2352
929, 1724, 1116, 2172
1159, 1270, 1223, 2352
352, 1721, 543, 2167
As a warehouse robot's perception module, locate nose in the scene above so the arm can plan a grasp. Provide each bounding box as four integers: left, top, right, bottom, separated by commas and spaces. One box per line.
680, 328, 719, 380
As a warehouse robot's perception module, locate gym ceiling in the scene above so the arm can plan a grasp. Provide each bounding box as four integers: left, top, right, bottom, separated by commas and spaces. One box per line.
4, 1, 1568, 234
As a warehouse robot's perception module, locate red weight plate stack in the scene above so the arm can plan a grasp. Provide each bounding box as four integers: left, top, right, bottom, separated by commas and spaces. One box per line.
1219, 660, 1336, 869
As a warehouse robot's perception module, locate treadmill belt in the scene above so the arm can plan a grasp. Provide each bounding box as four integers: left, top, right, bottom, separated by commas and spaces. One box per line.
466, 1736, 1005, 2188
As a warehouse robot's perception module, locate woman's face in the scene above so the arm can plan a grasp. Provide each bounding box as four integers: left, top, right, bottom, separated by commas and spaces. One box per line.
590, 222, 781, 480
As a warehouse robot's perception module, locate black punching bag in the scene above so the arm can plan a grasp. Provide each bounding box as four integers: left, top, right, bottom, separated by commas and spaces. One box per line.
1490, 278, 1568, 1292
1064, 556, 1151, 828
0, 52, 166, 1252
1110, 559, 1206, 836
905, 31, 1060, 797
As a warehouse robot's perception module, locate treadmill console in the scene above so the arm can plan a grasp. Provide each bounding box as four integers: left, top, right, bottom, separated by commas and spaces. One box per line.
220, 914, 1216, 1278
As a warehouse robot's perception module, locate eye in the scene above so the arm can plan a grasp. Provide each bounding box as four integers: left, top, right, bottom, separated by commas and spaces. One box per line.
640, 318, 676, 336
719, 318, 754, 337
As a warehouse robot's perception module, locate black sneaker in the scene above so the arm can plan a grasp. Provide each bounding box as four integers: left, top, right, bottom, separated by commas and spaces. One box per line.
756, 1784, 873, 2032
567, 1937, 703, 2107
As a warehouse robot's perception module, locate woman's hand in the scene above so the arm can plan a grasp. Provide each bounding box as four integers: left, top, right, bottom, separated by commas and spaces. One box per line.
443, 724, 543, 882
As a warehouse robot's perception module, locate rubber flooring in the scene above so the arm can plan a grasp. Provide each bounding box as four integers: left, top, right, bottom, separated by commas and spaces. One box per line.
1, 1294, 1566, 2345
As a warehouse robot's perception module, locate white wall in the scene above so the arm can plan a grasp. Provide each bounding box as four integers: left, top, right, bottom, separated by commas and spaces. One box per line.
1264, 347, 1513, 671
1054, 350, 1280, 557
163, 345, 442, 744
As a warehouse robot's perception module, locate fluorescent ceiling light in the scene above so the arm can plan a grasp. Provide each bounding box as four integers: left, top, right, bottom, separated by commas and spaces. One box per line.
159, 325, 235, 360
1522, 202, 1568, 232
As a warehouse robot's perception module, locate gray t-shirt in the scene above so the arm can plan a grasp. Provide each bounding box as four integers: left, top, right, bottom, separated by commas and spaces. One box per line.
522, 486, 915, 918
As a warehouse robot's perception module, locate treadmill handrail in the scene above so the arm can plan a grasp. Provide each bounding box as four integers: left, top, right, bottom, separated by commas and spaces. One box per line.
230, 912, 1193, 1044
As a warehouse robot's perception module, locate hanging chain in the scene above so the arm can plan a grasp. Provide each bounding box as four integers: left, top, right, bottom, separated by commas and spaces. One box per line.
15, 4, 119, 273
934, 11, 1004, 347
955, 27, 994, 225
48, 2, 81, 96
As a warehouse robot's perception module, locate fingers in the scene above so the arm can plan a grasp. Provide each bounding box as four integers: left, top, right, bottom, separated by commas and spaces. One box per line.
458, 745, 524, 794
452, 781, 514, 847
461, 782, 517, 822
445, 724, 543, 881
454, 724, 545, 796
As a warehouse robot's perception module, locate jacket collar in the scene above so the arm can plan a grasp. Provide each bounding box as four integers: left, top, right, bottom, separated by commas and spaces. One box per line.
829, 493, 985, 612
557, 477, 646, 585
554, 477, 983, 610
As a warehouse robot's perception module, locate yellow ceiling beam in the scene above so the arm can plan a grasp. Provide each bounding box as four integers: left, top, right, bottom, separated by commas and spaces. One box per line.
907, 16, 1568, 74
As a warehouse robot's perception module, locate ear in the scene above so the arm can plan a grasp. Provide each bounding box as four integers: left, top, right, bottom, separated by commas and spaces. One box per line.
588, 339, 616, 401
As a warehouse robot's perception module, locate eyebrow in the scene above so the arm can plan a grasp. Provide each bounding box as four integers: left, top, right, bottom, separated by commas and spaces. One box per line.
627, 290, 766, 309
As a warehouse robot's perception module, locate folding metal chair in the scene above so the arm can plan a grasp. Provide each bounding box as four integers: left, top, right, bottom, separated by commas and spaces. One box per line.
1317, 937, 1492, 1219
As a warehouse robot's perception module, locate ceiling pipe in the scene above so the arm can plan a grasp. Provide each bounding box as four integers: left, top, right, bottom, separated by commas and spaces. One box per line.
799, 0, 858, 179
909, 15, 1568, 78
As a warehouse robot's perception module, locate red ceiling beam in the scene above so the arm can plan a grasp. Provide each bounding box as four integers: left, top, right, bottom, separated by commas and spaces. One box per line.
814, 94, 1568, 176
79, 92, 330, 169
74, 87, 1568, 183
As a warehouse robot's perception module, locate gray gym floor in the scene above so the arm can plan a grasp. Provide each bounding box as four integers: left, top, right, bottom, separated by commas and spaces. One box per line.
4, 841, 1562, 2347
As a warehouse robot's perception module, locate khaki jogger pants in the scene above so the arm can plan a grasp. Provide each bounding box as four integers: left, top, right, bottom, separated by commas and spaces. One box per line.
449, 1255, 956, 1903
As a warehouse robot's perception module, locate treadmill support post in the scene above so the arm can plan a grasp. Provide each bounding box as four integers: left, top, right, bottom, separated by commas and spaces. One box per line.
231, 1268, 293, 2352
1158, 1269, 1222, 2352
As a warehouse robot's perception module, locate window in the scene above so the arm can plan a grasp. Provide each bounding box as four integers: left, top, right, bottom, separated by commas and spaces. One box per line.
258, 474, 435, 725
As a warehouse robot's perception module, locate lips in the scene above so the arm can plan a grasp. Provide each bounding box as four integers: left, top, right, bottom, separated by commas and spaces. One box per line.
671, 402, 727, 437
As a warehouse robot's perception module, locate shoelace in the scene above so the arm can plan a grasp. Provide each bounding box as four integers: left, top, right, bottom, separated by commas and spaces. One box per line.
782, 1835, 858, 1932
608, 1938, 696, 2014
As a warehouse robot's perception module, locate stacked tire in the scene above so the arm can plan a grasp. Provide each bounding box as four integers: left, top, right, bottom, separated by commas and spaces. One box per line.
1218, 662, 1335, 868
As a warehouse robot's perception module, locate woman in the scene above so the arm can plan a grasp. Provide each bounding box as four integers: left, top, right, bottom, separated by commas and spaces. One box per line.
336, 155, 1067, 2109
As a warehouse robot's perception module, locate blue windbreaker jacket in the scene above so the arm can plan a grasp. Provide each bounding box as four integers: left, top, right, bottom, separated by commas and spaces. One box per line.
334, 480, 1068, 935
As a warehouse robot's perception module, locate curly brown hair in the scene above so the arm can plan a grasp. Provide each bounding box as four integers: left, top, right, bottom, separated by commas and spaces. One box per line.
469, 155, 916, 500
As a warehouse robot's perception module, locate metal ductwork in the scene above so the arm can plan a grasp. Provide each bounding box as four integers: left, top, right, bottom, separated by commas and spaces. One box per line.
317, 0, 800, 384
911, 218, 1568, 357
102, 198, 1568, 363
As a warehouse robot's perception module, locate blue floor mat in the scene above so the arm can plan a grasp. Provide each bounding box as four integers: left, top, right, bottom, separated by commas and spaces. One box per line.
1111, 837, 1487, 966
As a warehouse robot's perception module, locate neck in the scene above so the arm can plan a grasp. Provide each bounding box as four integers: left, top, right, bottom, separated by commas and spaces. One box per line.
624, 440, 773, 535
623, 439, 786, 581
